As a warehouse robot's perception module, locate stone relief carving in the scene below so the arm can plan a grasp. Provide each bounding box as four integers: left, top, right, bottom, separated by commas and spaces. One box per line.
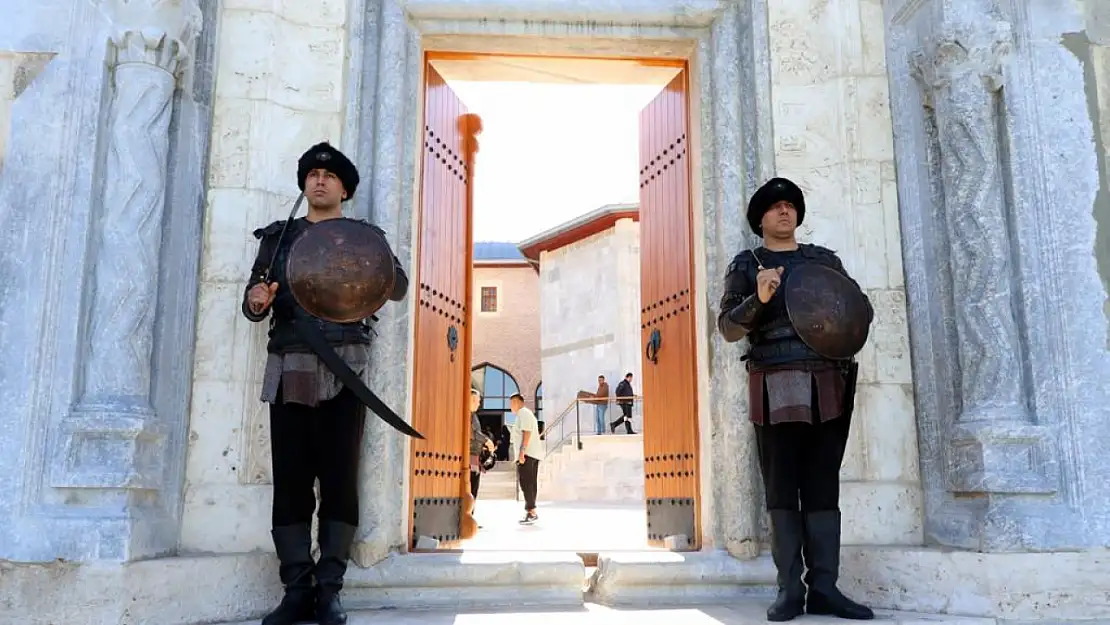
910, 17, 1056, 495
52, 0, 202, 490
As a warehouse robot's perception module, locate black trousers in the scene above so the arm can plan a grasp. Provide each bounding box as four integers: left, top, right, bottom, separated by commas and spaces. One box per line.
517, 456, 540, 510
612, 403, 634, 433
470, 471, 481, 500
270, 386, 366, 527
754, 413, 852, 512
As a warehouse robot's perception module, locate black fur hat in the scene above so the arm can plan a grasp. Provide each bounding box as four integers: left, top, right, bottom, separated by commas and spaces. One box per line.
746, 177, 806, 236
297, 142, 359, 202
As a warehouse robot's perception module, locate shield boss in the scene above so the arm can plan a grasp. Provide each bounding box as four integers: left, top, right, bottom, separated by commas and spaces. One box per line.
286, 218, 397, 323
784, 264, 871, 360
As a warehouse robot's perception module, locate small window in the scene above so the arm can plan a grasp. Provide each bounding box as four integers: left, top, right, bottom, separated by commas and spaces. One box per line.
480, 286, 498, 312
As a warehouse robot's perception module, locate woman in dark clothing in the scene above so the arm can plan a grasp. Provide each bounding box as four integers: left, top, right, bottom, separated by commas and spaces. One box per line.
469, 389, 495, 508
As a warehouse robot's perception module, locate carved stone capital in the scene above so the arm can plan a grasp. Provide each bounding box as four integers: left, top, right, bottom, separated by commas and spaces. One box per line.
911, 19, 1014, 100
107, 0, 202, 76
110, 28, 192, 75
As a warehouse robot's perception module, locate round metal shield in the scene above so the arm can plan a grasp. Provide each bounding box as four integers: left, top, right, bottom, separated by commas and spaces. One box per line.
783, 264, 871, 360
285, 218, 397, 323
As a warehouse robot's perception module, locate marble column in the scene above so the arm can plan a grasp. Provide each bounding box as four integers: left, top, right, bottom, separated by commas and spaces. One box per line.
702, 0, 772, 557
348, 0, 423, 567
49, 0, 201, 552
911, 16, 1057, 497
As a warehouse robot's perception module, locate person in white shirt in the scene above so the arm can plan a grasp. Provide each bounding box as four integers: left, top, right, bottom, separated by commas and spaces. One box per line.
508, 393, 542, 524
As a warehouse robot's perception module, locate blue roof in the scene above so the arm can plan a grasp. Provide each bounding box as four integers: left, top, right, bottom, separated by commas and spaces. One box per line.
474, 241, 525, 260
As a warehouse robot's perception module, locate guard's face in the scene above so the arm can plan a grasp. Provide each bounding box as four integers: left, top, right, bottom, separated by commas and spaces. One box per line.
761, 200, 797, 237
510, 398, 523, 412
305, 168, 346, 206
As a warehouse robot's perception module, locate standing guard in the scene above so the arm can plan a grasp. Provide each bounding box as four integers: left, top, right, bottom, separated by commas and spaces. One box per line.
241, 142, 415, 625
717, 177, 875, 621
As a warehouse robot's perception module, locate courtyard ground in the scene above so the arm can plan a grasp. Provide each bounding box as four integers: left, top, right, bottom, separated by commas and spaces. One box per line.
219, 601, 996, 624
462, 498, 657, 552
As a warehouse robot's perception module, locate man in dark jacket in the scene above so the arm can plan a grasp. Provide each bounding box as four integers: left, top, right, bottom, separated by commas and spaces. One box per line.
242, 142, 408, 625
716, 177, 873, 621
469, 388, 495, 509
610, 372, 636, 434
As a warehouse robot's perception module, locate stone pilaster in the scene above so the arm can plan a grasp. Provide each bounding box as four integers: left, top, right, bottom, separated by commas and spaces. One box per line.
699, 0, 778, 557
887, 0, 1110, 551
910, 17, 1057, 497
49, 0, 201, 558
346, 0, 424, 567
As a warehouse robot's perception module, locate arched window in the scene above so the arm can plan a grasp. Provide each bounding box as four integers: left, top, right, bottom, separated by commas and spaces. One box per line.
535, 382, 543, 421
470, 363, 520, 418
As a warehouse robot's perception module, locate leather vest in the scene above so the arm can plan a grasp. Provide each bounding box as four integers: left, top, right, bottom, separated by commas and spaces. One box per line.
261, 219, 372, 354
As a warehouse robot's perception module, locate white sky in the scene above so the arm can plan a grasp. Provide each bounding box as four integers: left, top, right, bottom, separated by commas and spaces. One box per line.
445, 81, 665, 243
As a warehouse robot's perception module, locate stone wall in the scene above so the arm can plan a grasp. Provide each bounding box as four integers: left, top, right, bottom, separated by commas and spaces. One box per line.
470, 264, 542, 410
0, 52, 52, 171
178, 0, 352, 555
538, 220, 642, 430
0, 52, 52, 170
764, 0, 922, 546
0, 0, 216, 562
3, 0, 1109, 622
1083, 0, 1110, 342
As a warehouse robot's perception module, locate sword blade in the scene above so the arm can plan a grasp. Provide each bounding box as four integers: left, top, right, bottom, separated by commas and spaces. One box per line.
293, 318, 425, 439
262, 192, 307, 283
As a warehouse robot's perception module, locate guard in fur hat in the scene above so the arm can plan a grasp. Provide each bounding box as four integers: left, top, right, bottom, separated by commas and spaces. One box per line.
241, 142, 409, 625
717, 177, 875, 621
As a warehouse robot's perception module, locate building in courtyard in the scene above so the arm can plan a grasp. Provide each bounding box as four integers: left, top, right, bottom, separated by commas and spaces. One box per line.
519, 203, 644, 433
1, 1, 1109, 624
469, 241, 541, 430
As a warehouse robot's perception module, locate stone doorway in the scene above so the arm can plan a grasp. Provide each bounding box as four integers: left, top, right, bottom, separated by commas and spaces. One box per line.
406, 53, 705, 554
348, 4, 777, 571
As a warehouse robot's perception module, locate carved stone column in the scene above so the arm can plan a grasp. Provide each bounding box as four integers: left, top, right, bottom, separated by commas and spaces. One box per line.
51, 2, 201, 504
911, 18, 1057, 497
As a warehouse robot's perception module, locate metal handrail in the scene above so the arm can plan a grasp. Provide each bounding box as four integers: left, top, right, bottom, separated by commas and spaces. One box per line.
539, 398, 582, 459
540, 395, 643, 461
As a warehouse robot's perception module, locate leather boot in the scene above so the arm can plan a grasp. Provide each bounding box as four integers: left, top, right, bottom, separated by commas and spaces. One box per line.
261, 524, 316, 625
766, 510, 806, 621
315, 521, 358, 625
802, 510, 874, 620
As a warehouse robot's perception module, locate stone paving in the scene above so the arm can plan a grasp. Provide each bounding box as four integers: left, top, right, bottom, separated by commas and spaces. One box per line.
219, 601, 997, 624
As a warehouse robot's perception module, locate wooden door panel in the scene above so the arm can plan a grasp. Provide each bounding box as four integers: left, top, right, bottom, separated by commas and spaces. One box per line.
409, 64, 476, 548
639, 68, 700, 549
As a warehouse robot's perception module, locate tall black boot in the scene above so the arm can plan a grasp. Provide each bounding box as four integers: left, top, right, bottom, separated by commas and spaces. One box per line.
262, 524, 317, 625
802, 510, 874, 620
766, 510, 806, 621
315, 521, 357, 625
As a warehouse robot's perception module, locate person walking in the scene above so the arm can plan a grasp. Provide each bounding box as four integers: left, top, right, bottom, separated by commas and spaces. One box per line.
610, 372, 636, 434
508, 393, 542, 524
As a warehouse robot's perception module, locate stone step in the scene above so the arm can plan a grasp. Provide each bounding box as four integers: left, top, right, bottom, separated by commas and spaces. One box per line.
539, 433, 644, 504
214, 600, 999, 624
478, 469, 520, 498
477, 485, 519, 499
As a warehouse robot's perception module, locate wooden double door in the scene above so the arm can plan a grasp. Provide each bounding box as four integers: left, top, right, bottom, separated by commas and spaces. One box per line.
408, 59, 701, 550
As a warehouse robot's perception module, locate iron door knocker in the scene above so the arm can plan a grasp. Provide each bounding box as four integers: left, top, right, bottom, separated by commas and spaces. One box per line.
646, 328, 662, 364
